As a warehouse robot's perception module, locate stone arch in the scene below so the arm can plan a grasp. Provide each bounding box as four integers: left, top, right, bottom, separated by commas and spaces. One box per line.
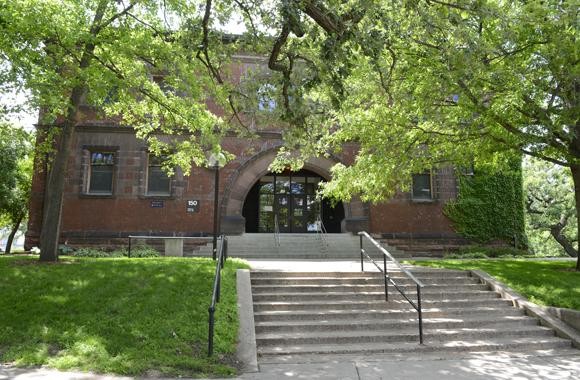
220, 147, 369, 234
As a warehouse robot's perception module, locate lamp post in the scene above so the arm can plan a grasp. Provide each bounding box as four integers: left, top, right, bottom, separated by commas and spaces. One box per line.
208, 153, 225, 260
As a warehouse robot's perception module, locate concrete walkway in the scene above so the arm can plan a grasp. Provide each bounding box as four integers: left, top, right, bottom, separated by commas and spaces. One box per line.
2, 352, 579, 379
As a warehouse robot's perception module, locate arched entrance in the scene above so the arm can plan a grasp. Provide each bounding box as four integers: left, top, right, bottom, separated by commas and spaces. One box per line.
219, 147, 368, 234
242, 169, 344, 233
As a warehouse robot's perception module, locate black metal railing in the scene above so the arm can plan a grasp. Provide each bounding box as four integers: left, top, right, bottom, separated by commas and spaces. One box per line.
207, 235, 228, 356
358, 231, 425, 344
316, 215, 328, 248
274, 214, 281, 247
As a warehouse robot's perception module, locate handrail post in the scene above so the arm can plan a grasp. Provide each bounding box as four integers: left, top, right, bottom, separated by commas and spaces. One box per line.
359, 234, 364, 272
358, 230, 425, 346
223, 237, 228, 262
383, 254, 388, 302
128, 236, 132, 258
417, 284, 423, 344
220, 237, 225, 269
216, 275, 221, 303
208, 306, 215, 356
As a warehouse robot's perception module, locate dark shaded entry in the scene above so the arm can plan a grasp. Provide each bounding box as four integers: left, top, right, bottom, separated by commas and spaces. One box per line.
243, 169, 344, 233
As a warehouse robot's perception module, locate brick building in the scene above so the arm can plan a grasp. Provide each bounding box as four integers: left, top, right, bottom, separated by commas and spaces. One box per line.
24, 57, 463, 253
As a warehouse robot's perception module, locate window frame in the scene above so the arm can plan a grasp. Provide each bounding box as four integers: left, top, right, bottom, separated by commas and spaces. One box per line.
146, 153, 172, 197
411, 171, 434, 202
82, 147, 118, 197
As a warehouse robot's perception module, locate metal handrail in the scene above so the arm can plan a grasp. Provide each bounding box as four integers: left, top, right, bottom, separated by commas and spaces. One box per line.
208, 235, 228, 356
316, 215, 328, 248
358, 231, 425, 344
274, 214, 281, 247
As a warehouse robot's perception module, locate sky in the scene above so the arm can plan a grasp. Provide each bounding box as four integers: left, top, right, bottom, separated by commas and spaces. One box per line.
0, 89, 37, 131
0, 5, 253, 133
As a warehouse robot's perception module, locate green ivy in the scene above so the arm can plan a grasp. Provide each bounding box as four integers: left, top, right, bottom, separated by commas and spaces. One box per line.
444, 157, 526, 247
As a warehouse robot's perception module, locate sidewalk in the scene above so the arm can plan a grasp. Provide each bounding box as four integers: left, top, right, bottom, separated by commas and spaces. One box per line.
2, 352, 579, 379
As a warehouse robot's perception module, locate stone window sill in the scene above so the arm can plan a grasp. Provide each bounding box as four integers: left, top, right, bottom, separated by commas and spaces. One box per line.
79, 193, 115, 199
411, 198, 436, 204
140, 194, 175, 200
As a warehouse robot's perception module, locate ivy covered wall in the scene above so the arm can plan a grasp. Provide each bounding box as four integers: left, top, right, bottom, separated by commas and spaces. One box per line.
444, 156, 526, 247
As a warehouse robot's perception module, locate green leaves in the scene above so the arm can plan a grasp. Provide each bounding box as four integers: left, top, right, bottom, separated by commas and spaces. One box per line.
444, 156, 526, 245
524, 157, 577, 256
261, 0, 578, 203
0, 122, 32, 227
1, 0, 235, 172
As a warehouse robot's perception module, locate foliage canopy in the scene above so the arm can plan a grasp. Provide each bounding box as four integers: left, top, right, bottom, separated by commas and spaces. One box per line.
0, 1, 577, 262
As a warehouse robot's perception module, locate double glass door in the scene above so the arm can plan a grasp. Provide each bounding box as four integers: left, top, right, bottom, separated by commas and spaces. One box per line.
258, 172, 322, 233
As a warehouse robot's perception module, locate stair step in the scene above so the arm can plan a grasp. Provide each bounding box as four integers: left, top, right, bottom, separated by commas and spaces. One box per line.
255, 316, 538, 334
251, 276, 480, 286
253, 306, 524, 322
251, 283, 490, 293
250, 270, 471, 278
256, 325, 555, 346
253, 298, 514, 311
257, 337, 572, 357
249, 267, 576, 362
252, 290, 499, 302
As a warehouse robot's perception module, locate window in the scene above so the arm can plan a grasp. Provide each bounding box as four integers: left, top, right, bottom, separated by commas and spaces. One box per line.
412, 172, 432, 200
257, 84, 277, 111
88, 151, 115, 194
147, 155, 171, 195
152, 74, 176, 95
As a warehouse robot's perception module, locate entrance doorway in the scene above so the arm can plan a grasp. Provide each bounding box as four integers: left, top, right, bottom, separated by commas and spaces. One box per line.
242, 169, 344, 233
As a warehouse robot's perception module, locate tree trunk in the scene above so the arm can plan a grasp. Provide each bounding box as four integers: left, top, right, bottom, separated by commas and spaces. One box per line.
38, 1, 109, 262
570, 164, 580, 271
38, 119, 77, 261
5, 215, 23, 255
549, 215, 578, 257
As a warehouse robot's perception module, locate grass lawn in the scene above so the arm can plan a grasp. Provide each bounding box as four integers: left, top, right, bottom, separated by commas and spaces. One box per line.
407, 259, 580, 310
0, 255, 249, 377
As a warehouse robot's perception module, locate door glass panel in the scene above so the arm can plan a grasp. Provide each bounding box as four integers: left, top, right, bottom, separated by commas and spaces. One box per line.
276, 177, 290, 194
277, 195, 289, 229
306, 195, 320, 231
294, 197, 304, 216
292, 196, 306, 232
291, 176, 306, 194
293, 217, 304, 230
258, 194, 274, 232
260, 176, 275, 194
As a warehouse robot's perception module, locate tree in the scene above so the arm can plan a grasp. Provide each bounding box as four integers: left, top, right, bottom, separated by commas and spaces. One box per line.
0, 122, 32, 254
221, 1, 580, 269
1, 1, 577, 268
0, 0, 232, 261
524, 157, 577, 257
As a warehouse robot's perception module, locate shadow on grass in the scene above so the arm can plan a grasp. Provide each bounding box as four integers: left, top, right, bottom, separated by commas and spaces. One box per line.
0, 256, 249, 377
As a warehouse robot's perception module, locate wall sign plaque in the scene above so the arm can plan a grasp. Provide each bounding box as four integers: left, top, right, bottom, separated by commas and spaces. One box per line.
150, 200, 164, 208
186, 199, 200, 213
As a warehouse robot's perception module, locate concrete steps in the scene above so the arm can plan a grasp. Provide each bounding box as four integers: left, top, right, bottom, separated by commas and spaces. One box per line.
225, 233, 408, 259
251, 268, 575, 363
257, 338, 572, 362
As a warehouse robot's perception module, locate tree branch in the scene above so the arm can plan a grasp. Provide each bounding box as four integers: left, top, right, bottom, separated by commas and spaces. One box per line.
300, 0, 341, 34
550, 214, 578, 257
520, 148, 569, 167
94, 2, 136, 34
